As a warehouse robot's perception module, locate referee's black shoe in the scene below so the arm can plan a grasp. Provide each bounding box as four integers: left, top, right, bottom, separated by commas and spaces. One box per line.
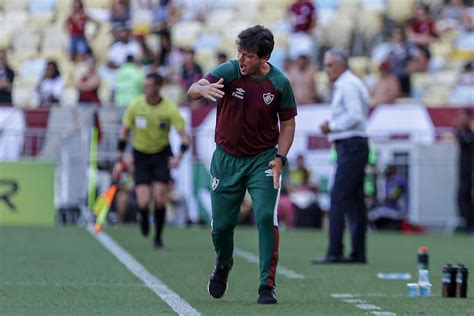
208, 263, 231, 299
137, 211, 149, 237
257, 285, 277, 304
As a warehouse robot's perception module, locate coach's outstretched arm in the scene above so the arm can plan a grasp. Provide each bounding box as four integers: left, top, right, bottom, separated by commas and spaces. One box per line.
187, 78, 225, 102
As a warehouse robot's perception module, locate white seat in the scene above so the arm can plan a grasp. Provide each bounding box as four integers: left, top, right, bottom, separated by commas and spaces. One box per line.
3, 0, 29, 11
29, 0, 56, 14
61, 87, 80, 107
18, 58, 47, 83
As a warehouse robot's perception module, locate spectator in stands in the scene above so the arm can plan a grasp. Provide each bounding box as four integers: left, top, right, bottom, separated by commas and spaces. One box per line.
107, 24, 142, 69
136, 34, 158, 73
111, 0, 131, 28
288, 0, 317, 60
217, 51, 228, 65
287, 55, 318, 105
156, 28, 183, 82
76, 57, 101, 106
37, 60, 64, 106
114, 55, 145, 108
0, 50, 15, 106
151, 0, 174, 32
456, 9, 474, 50
456, 109, 474, 233
437, 0, 467, 32
180, 48, 203, 93
369, 59, 401, 107
407, 45, 431, 73
66, 0, 100, 62
406, 3, 438, 47
386, 26, 417, 96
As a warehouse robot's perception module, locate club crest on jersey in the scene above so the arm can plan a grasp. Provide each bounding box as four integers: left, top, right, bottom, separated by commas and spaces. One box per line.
211, 177, 220, 191
263, 93, 274, 105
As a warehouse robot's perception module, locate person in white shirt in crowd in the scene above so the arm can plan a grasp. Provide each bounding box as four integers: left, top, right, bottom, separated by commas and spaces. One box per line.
107, 23, 143, 69
313, 49, 370, 265
37, 60, 65, 106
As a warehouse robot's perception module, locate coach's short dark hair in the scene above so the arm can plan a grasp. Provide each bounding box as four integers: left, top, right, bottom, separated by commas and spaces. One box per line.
236, 25, 274, 58
146, 73, 163, 86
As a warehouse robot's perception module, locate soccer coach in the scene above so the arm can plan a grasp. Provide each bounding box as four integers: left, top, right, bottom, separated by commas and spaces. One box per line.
313, 49, 370, 264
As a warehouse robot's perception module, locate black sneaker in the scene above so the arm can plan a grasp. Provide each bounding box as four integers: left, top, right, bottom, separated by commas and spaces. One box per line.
138, 211, 149, 237
257, 285, 277, 304
208, 264, 231, 299
153, 238, 164, 249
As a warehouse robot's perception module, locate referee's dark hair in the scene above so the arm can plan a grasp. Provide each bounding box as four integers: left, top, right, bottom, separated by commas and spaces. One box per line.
146, 73, 164, 86
236, 25, 274, 59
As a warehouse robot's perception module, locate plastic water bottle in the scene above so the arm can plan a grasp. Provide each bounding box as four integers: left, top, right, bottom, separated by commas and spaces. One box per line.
417, 246, 429, 270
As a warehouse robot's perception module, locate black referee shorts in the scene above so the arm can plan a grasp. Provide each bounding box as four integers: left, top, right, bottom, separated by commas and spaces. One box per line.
133, 146, 173, 185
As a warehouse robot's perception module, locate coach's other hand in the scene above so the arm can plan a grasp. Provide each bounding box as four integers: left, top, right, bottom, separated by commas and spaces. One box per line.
268, 158, 283, 189
201, 78, 225, 102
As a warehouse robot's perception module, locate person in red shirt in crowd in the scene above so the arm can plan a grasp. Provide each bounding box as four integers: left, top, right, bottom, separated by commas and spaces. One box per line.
406, 3, 437, 47
288, 0, 317, 60
289, 0, 316, 34
76, 57, 101, 106
66, 0, 100, 62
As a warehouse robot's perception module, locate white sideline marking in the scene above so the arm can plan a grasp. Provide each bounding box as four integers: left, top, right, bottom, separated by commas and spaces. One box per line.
87, 225, 200, 316
332, 293, 396, 315
234, 247, 305, 279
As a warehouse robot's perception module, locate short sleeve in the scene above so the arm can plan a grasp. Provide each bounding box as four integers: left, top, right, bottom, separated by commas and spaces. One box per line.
278, 77, 298, 121
122, 102, 135, 128
204, 60, 238, 84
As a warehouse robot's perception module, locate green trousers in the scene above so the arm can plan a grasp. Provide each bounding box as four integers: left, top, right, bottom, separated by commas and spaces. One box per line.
210, 145, 280, 288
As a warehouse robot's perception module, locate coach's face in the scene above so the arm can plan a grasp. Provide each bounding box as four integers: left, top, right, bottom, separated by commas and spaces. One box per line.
237, 48, 268, 77
324, 54, 345, 82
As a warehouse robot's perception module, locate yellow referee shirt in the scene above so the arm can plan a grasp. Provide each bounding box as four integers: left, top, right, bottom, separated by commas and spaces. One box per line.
123, 95, 185, 154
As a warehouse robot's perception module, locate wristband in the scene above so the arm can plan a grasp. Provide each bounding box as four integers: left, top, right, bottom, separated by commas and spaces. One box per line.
275, 154, 287, 166
117, 139, 127, 151
179, 143, 189, 155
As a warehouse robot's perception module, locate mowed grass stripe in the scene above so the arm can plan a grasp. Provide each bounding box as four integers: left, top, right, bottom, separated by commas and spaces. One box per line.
87, 225, 200, 316
0, 226, 176, 315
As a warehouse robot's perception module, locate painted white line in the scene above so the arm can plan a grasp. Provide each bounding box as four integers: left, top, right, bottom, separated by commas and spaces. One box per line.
234, 247, 305, 279
356, 304, 381, 310
2, 281, 147, 288
332, 293, 396, 315
331, 293, 354, 298
87, 225, 200, 316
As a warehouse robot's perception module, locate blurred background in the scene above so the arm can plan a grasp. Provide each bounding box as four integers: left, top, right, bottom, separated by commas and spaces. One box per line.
0, 0, 473, 234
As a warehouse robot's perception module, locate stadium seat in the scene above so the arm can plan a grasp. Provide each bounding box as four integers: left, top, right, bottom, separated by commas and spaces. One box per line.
161, 84, 183, 105
204, 10, 234, 34
41, 26, 69, 54
18, 58, 46, 83
3, 10, 29, 27
28, 12, 55, 31
29, 0, 56, 14
387, 0, 416, 23
3, 0, 29, 11
171, 21, 202, 48
349, 57, 370, 77
195, 48, 217, 75
423, 85, 450, 107
323, 13, 354, 48
84, 0, 110, 9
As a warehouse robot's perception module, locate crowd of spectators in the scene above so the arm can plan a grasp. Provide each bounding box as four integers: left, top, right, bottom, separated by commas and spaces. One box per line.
0, 0, 472, 109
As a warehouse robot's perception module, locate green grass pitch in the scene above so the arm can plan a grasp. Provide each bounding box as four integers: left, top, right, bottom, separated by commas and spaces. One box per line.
1, 225, 473, 315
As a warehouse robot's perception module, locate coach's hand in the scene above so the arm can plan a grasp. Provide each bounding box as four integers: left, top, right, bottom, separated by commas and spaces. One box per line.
200, 78, 225, 102
269, 158, 283, 189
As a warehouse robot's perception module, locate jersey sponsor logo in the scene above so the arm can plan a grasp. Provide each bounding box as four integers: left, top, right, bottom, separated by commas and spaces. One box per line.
263, 93, 274, 105
211, 177, 220, 191
264, 169, 274, 177
232, 87, 245, 99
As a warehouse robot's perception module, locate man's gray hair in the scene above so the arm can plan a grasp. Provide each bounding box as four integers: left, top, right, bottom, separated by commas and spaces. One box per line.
325, 48, 349, 65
